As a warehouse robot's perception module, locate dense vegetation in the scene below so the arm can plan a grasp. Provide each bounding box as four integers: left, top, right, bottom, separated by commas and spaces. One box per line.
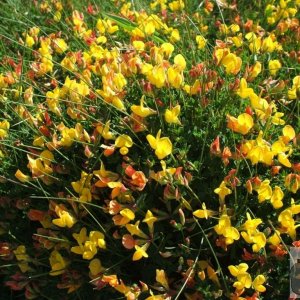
0, 0, 300, 299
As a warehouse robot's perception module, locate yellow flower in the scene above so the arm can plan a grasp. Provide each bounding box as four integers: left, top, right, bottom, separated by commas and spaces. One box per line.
228, 263, 252, 290
270, 186, 284, 209
262, 35, 278, 53
132, 40, 145, 51
244, 131, 274, 165
15, 169, 31, 183
245, 32, 262, 53
118, 208, 135, 224
25, 34, 35, 48
71, 171, 93, 202
147, 65, 166, 88
160, 43, 174, 58
143, 210, 157, 234
93, 162, 121, 188
193, 203, 216, 219
174, 54, 186, 71
142, 21, 156, 36
131, 96, 156, 118
228, 263, 249, 277
46, 88, 61, 116
231, 34, 243, 47
241, 213, 262, 234
89, 258, 105, 277
236, 78, 254, 99
227, 113, 254, 135
196, 35, 206, 49
282, 125, 295, 143
126, 221, 148, 238
248, 61, 262, 80
96, 121, 115, 140
49, 250, 68, 276
269, 59, 281, 76
52, 204, 77, 228
89, 231, 106, 250
214, 181, 232, 203
234, 273, 252, 290
27, 150, 54, 185
271, 112, 285, 125
14, 245, 30, 273
167, 67, 183, 88
252, 275, 266, 292
115, 135, 133, 155
146, 130, 172, 160
221, 53, 242, 75
53, 38, 68, 54
71, 228, 106, 260
0, 120, 10, 138
288, 76, 300, 100
241, 230, 266, 252
169, 0, 185, 11
268, 230, 281, 246
278, 208, 296, 239
214, 213, 240, 245
156, 269, 169, 290
133, 243, 149, 261
256, 179, 272, 203
169, 28, 180, 42
164, 105, 181, 125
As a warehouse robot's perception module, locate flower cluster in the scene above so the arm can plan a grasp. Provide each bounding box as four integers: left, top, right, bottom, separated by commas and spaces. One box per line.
0, 0, 300, 299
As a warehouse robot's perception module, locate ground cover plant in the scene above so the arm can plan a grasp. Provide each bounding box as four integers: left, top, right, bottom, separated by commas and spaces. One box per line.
0, 0, 300, 299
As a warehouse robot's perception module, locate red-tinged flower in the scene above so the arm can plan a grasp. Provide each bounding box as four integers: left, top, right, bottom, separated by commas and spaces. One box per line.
5, 272, 28, 291
215, 236, 228, 251
224, 169, 240, 188
201, 97, 210, 108
122, 234, 136, 249
15, 199, 30, 210
130, 171, 148, 191
155, 98, 164, 107
174, 167, 184, 183
245, 106, 253, 116
27, 209, 46, 221
108, 200, 122, 215
123, 164, 148, 191
292, 163, 300, 173
242, 248, 255, 261
86, 4, 98, 15
252, 176, 262, 189
142, 81, 153, 94
181, 268, 196, 288
293, 241, 300, 247
0, 242, 14, 260
222, 147, 232, 166
39, 125, 51, 137
124, 164, 136, 177
189, 63, 204, 78
246, 179, 253, 194
57, 271, 82, 294
164, 184, 180, 200
270, 244, 288, 259
244, 19, 253, 32
271, 166, 282, 176
5, 280, 25, 291
103, 146, 115, 157
210, 136, 221, 156
285, 174, 300, 193
245, 293, 259, 300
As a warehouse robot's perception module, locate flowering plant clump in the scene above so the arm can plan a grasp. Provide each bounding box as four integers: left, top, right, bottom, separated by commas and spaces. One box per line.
0, 0, 300, 299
